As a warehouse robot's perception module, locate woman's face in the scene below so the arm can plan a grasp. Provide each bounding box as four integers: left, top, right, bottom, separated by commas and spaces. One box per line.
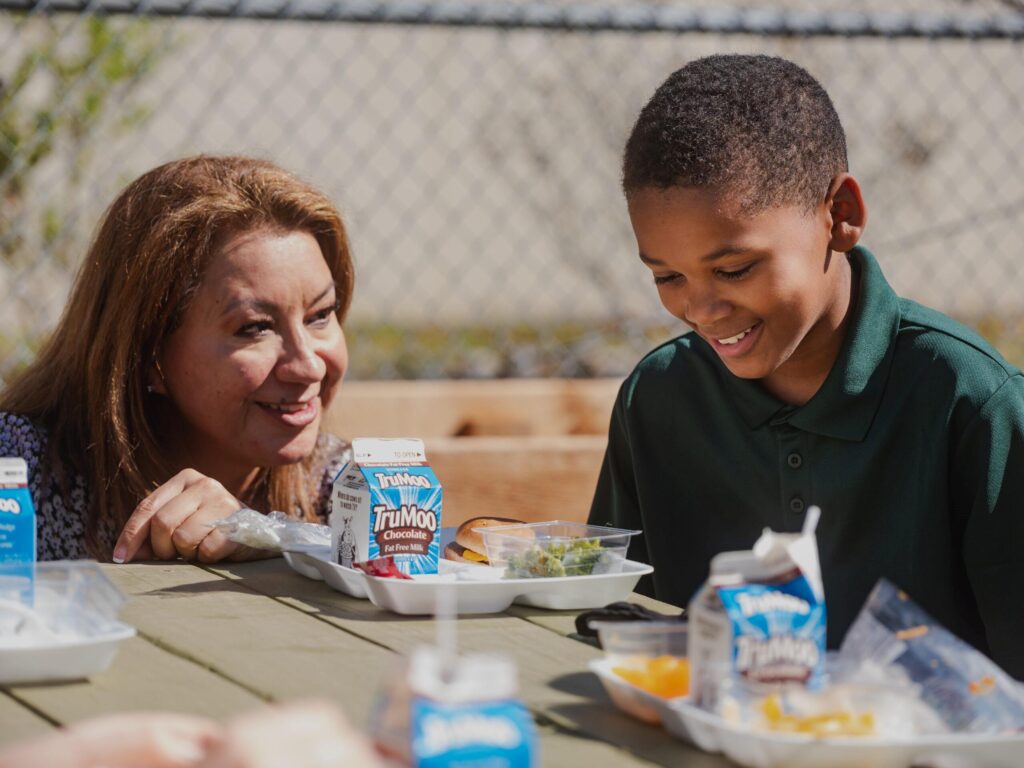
156, 229, 347, 489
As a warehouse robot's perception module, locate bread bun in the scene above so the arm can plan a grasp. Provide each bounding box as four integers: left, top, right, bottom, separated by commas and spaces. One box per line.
443, 542, 477, 563
455, 517, 531, 557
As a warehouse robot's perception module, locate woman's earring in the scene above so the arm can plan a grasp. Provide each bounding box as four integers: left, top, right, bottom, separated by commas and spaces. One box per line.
146, 384, 155, 394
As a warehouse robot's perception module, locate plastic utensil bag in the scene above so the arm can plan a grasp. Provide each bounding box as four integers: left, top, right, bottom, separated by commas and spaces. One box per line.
211, 509, 331, 552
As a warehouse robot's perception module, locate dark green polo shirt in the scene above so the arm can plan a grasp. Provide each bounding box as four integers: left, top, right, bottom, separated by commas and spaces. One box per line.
589, 246, 1024, 678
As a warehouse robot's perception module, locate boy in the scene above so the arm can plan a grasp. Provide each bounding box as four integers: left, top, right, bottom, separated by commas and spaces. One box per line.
588, 54, 1024, 677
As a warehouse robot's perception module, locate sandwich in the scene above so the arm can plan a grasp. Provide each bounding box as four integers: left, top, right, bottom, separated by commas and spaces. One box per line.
444, 516, 529, 565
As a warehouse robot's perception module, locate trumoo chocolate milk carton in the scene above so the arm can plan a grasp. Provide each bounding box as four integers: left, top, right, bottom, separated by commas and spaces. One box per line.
331, 438, 441, 576
0, 457, 36, 608
688, 507, 826, 707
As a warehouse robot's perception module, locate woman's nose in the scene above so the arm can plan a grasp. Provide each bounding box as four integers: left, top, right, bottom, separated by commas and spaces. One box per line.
277, 331, 327, 384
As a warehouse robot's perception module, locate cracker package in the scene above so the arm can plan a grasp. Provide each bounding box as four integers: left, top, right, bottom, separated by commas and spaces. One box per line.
689, 508, 826, 707
330, 438, 442, 576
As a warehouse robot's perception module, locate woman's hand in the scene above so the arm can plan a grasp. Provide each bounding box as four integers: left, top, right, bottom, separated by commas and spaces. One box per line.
0, 712, 219, 768
113, 469, 256, 564
199, 700, 382, 768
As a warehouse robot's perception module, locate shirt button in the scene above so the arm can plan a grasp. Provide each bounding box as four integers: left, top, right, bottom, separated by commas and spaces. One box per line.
790, 496, 805, 513
787, 452, 802, 469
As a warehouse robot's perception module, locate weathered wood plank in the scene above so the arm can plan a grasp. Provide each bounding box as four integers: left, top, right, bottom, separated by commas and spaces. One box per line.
208, 559, 726, 767
101, 563, 397, 726
427, 435, 606, 526
0, 690, 53, 747
324, 379, 617, 526
3, 635, 261, 740
325, 378, 620, 438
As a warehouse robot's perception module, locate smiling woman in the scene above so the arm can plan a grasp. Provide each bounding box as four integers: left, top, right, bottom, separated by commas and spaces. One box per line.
0, 156, 355, 563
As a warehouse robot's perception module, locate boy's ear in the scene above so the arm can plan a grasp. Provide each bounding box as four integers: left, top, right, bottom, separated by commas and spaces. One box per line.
825, 173, 867, 252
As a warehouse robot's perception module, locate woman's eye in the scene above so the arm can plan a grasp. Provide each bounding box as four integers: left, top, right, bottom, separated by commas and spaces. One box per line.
717, 264, 753, 281
309, 300, 341, 326
236, 320, 272, 338
653, 273, 682, 286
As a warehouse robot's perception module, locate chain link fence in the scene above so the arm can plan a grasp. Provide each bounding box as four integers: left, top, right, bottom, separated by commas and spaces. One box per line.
2, 1, 1023, 382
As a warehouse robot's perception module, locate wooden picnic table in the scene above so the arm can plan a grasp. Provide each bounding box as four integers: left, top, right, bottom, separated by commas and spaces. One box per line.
0, 559, 731, 767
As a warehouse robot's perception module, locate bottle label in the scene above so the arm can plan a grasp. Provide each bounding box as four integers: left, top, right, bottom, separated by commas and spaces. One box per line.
410, 697, 536, 768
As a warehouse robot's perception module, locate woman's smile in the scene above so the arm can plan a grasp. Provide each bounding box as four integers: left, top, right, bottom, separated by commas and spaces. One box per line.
254, 397, 320, 427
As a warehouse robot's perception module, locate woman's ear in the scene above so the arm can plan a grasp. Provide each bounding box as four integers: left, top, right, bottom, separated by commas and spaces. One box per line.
825, 173, 867, 252
148, 357, 168, 396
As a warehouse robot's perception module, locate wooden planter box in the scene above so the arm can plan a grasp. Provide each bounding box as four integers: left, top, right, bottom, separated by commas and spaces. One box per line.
323, 379, 620, 527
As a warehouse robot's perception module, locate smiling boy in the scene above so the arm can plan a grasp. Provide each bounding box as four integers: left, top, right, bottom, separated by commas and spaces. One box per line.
589, 55, 1024, 676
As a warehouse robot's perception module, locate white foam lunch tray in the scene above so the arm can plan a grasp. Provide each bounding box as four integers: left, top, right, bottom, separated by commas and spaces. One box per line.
283, 546, 653, 615
589, 656, 688, 726
0, 622, 136, 684
593, 657, 1024, 767
680, 698, 1024, 768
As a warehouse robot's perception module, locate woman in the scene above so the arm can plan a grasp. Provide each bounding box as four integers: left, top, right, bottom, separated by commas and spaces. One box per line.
0, 156, 354, 563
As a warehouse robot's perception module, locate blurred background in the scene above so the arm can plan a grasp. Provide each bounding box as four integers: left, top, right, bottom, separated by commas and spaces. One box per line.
2, 0, 1022, 385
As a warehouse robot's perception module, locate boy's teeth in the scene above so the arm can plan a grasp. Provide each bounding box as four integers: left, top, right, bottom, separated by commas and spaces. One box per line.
718, 325, 754, 345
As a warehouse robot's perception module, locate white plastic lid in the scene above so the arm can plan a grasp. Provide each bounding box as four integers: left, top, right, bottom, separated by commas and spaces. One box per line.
407, 646, 518, 702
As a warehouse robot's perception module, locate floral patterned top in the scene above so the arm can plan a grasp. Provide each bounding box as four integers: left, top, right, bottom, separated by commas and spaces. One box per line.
0, 411, 350, 561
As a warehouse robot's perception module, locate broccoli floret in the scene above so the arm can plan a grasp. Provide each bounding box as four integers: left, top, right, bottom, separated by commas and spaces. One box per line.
504, 538, 609, 578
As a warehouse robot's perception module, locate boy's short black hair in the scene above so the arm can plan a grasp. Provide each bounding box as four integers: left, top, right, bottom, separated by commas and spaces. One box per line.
623, 54, 848, 212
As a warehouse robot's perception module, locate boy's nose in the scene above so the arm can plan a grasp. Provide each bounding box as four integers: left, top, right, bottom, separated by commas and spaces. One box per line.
683, 289, 732, 328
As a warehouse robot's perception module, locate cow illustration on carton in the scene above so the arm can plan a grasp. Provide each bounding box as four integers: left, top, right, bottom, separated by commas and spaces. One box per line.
330, 438, 441, 576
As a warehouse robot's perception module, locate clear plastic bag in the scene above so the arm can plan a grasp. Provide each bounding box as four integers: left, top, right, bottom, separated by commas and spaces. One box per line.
0, 561, 128, 644
840, 579, 1024, 734
211, 509, 331, 552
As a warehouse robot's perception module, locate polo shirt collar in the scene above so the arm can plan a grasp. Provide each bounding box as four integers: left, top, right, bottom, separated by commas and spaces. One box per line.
717, 246, 901, 441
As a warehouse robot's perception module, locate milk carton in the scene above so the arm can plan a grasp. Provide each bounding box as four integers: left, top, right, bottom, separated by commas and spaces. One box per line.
0, 458, 36, 608
688, 507, 825, 707
331, 438, 441, 576
371, 647, 538, 768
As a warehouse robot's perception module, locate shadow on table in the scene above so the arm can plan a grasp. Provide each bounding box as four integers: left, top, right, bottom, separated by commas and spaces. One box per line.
542, 671, 730, 767
201, 559, 517, 626
543, 701, 726, 766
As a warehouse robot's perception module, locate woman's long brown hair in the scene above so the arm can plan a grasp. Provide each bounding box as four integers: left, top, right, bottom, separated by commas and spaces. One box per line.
0, 156, 355, 559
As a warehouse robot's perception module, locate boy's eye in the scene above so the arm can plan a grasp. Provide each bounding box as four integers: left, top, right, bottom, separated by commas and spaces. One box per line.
717, 264, 754, 281
653, 273, 683, 286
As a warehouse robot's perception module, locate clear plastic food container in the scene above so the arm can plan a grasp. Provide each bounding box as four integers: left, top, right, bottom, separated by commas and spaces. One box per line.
593, 621, 690, 702
593, 620, 689, 661
476, 521, 641, 579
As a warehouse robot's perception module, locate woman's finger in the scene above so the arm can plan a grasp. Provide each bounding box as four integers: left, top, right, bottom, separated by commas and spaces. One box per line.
197, 527, 239, 564
171, 504, 241, 562
113, 469, 205, 563
148, 492, 204, 561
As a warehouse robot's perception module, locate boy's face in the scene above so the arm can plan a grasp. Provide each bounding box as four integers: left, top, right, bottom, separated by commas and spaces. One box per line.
628, 185, 854, 401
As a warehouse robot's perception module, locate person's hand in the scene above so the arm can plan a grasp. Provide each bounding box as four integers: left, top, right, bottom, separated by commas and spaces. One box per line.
113, 469, 255, 564
0, 711, 219, 768
199, 699, 383, 768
